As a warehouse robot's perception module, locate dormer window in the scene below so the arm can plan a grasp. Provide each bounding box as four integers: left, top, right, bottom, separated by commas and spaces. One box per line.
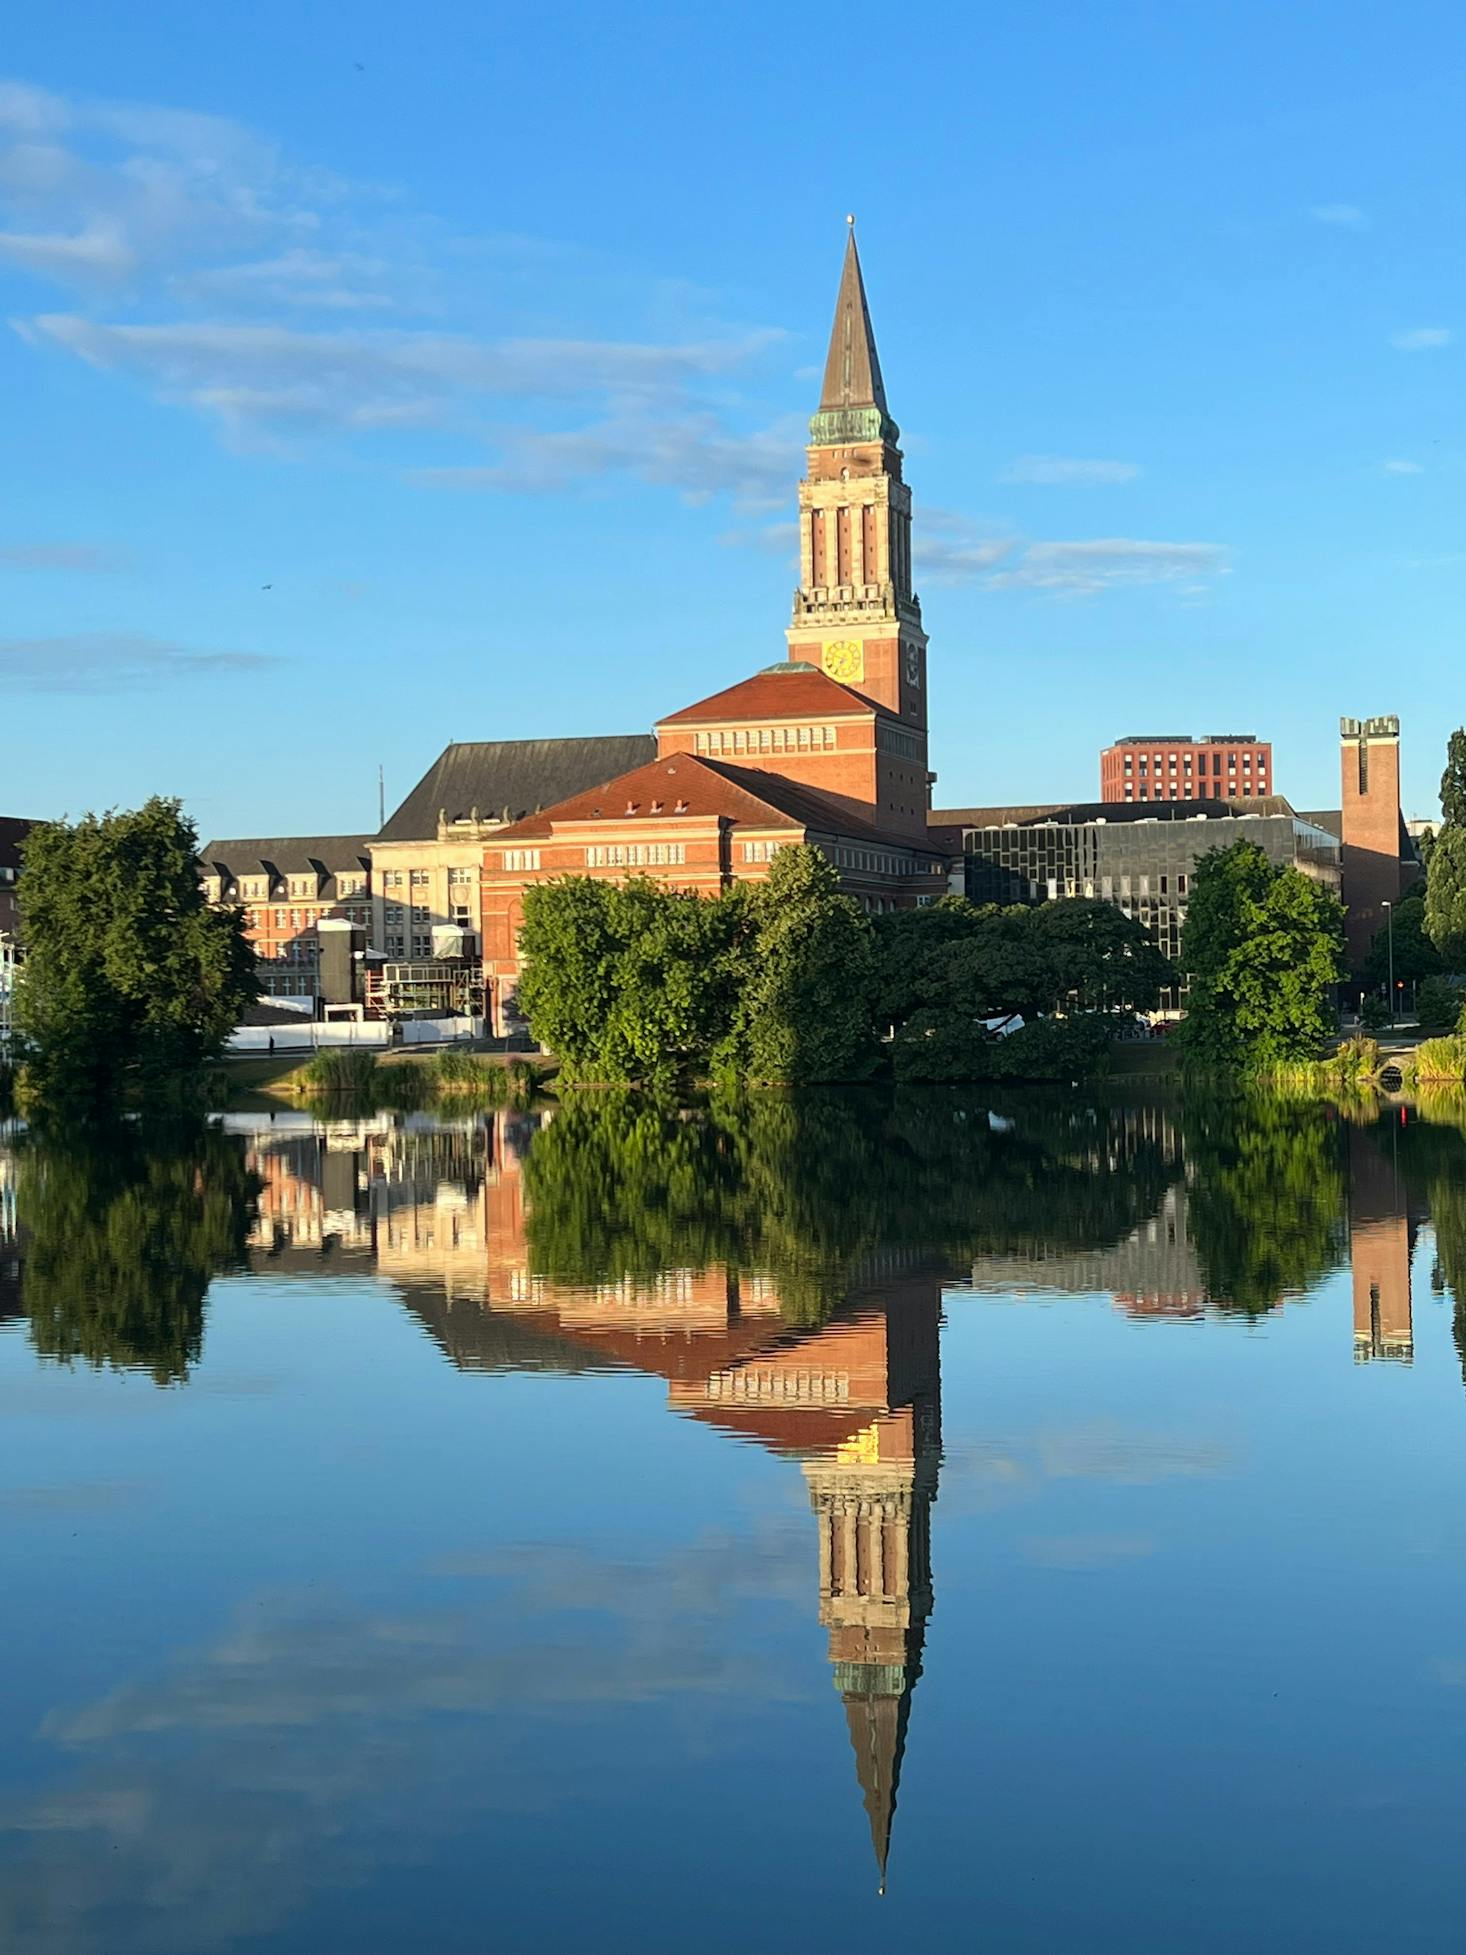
674, 799, 689, 814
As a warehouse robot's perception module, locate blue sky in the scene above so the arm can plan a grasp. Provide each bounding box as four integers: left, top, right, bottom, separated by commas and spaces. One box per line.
3, 0, 1463, 835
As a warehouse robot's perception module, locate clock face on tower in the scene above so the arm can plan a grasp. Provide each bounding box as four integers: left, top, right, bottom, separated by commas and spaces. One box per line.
822, 639, 864, 684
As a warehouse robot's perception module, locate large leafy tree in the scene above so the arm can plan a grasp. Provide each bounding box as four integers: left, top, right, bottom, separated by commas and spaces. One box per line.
723, 846, 877, 1083
1442, 728, 1466, 827
515, 875, 743, 1087
1362, 890, 1442, 988
873, 894, 1171, 1032
1180, 841, 1345, 1064
17, 798, 257, 1112
1426, 824, 1466, 969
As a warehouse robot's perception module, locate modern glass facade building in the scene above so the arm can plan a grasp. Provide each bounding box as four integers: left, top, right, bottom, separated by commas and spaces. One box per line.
957, 802, 1341, 1003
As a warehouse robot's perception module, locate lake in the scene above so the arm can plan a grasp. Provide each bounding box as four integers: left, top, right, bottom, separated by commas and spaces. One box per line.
3, 1089, 1466, 1953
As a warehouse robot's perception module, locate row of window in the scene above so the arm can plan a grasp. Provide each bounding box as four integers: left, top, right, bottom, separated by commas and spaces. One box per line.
1032, 872, 1190, 901
831, 845, 941, 877
585, 843, 686, 867
383, 935, 435, 957
876, 722, 923, 760
741, 840, 787, 863
252, 906, 370, 930
1124, 753, 1263, 775
692, 725, 839, 755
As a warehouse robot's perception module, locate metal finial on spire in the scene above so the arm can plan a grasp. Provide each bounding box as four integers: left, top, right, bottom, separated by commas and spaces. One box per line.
846, 211, 855, 226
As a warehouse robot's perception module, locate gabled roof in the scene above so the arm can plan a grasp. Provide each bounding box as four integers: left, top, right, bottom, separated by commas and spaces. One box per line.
487, 754, 813, 843
489, 752, 945, 855
378, 735, 656, 843
657, 663, 894, 728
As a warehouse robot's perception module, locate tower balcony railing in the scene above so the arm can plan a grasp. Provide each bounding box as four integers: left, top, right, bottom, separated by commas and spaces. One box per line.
794, 583, 899, 618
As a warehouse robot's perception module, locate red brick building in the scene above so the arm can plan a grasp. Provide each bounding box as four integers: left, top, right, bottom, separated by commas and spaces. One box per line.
1339, 713, 1411, 971
1101, 733, 1273, 803
481, 226, 950, 1029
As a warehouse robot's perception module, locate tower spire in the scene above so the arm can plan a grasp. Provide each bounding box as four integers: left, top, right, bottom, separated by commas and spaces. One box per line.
812, 223, 897, 444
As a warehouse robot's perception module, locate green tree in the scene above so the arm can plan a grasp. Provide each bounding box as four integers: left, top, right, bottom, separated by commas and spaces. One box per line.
874, 896, 1171, 1034
1442, 728, 1466, 827
1027, 899, 1173, 1012
871, 896, 991, 1030
721, 846, 877, 1083
17, 798, 256, 1112
1426, 824, 1466, 969
16, 1124, 258, 1383
1362, 891, 1442, 988
515, 875, 745, 1086
1180, 841, 1345, 1065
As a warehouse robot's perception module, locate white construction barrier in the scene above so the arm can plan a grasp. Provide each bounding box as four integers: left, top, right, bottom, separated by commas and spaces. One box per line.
226, 1020, 391, 1053
401, 1016, 475, 1045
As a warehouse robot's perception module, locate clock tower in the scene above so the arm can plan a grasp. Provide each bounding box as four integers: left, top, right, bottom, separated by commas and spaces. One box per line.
787, 224, 929, 763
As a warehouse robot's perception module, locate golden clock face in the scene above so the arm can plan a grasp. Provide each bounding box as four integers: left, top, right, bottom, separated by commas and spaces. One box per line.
822, 638, 864, 684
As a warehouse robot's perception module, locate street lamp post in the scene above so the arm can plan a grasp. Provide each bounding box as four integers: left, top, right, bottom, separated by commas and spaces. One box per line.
1383, 899, 1395, 1029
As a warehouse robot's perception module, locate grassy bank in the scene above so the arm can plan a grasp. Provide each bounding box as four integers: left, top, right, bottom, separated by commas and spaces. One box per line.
215, 1046, 555, 1110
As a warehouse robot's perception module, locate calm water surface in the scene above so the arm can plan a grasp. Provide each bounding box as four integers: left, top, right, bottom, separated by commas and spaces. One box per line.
3, 1090, 1466, 1952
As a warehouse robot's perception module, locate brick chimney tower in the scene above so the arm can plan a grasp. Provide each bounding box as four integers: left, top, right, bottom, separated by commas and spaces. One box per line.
1339, 714, 1404, 972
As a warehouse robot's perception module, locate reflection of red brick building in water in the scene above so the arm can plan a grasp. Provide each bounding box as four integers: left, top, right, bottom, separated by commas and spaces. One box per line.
1349, 1124, 1415, 1364
480, 229, 950, 1031
476, 1116, 940, 1885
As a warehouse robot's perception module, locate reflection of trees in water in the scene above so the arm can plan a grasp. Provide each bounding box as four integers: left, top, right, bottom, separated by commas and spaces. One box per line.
522, 1089, 1181, 1325
16, 1126, 258, 1384
1181, 1095, 1350, 1313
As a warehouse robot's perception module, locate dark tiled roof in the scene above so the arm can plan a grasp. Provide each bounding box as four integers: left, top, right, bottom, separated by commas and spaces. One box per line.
199, 836, 373, 901
201, 835, 373, 872
658, 665, 895, 727
378, 736, 656, 842
490, 753, 945, 856
0, 816, 39, 877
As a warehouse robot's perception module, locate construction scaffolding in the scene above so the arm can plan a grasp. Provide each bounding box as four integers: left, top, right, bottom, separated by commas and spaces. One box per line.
363, 958, 485, 1022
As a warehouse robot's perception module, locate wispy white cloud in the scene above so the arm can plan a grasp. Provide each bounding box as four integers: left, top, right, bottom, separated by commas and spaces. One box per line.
916, 509, 1019, 583
1309, 202, 1368, 228
173, 247, 399, 312
0, 541, 128, 570
0, 79, 789, 506
913, 522, 1230, 597
0, 222, 136, 280
411, 409, 798, 509
1392, 326, 1453, 351
0, 632, 274, 690
1383, 458, 1424, 474
1000, 455, 1142, 486
985, 537, 1230, 595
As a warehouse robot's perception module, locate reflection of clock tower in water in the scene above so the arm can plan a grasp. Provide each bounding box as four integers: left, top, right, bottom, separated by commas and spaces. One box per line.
787, 221, 929, 802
